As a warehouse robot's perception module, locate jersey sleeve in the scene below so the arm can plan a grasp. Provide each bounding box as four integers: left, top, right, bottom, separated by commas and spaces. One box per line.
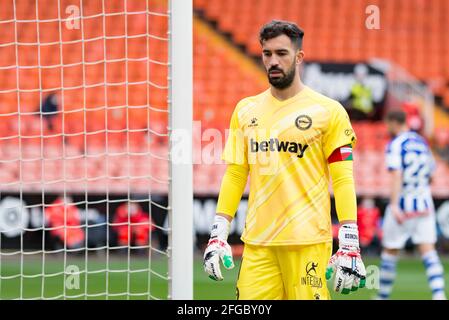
323, 102, 357, 159
385, 140, 402, 171
221, 102, 248, 166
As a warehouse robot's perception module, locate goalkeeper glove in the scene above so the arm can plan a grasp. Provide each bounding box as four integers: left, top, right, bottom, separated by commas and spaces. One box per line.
203, 215, 235, 281
326, 223, 366, 294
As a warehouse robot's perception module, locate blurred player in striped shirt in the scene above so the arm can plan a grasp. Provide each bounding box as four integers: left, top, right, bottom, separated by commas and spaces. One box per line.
377, 110, 446, 300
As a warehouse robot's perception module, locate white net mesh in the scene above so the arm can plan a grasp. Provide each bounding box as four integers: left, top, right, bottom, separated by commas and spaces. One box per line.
0, 0, 171, 299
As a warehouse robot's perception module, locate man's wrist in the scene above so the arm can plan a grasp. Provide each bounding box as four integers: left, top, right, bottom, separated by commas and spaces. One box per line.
210, 215, 231, 241
338, 223, 360, 249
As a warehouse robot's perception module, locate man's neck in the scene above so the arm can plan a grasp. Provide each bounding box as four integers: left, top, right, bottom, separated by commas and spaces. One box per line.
270, 77, 305, 101
396, 126, 409, 136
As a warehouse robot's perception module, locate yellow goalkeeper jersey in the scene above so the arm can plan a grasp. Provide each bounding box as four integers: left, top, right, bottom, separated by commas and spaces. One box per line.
222, 86, 357, 246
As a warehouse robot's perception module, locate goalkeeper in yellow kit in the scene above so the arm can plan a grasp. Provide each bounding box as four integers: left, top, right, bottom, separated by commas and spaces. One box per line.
203, 20, 366, 300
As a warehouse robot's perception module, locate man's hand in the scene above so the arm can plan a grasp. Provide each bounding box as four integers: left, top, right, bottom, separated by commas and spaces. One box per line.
391, 205, 405, 224
204, 215, 235, 281
326, 224, 366, 294
204, 238, 234, 281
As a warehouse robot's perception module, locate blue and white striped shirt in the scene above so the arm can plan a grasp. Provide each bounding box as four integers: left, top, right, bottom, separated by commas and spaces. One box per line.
385, 131, 435, 213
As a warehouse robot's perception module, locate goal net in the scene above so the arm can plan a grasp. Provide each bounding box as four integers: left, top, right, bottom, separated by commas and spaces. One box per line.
0, 0, 192, 300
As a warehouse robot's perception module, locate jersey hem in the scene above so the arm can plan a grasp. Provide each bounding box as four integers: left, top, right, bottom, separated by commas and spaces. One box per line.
240, 237, 333, 246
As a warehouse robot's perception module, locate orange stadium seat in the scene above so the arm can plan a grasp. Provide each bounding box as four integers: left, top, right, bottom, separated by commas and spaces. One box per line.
3, 0, 448, 195
195, 0, 449, 90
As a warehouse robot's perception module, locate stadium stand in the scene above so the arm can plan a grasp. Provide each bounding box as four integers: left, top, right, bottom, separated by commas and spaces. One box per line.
195, 0, 449, 92
1, 0, 449, 196
194, 0, 449, 196
0, 0, 266, 195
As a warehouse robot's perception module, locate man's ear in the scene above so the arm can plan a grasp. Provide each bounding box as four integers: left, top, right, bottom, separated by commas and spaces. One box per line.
296, 50, 305, 65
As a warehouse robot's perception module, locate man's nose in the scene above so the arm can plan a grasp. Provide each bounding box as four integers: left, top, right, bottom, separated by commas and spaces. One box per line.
268, 56, 280, 67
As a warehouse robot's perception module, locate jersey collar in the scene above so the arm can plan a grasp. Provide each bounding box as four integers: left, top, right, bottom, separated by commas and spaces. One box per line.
268, 86, 310, 106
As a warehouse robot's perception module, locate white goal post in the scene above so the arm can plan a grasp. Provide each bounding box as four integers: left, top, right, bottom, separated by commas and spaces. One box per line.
168, 0, 193, 300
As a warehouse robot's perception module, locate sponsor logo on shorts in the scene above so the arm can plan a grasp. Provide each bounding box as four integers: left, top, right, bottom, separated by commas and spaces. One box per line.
301, 261, 323, 288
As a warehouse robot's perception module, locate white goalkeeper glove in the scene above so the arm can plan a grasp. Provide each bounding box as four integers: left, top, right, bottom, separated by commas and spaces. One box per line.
203, 215, 235, 281
326, 223, 366, 294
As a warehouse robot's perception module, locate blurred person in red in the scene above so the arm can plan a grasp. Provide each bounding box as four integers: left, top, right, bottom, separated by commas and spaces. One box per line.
357, 197, 381, 251
45, 195, 85, 249
113, 202, 155, 248
402, 101, 423, 133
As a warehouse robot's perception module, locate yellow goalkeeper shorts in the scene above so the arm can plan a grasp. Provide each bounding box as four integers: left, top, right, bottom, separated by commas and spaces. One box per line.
236, 242, 332, 300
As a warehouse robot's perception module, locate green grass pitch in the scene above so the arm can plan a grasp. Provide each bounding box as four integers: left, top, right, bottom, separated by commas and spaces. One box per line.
1, 255, 448, 299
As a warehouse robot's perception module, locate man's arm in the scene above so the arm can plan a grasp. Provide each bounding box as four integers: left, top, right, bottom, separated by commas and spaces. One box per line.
204, 163, 248, 281
429, 150, 436, 184
215, 164, 249, 219
205, 99, 249, 280
321, 103, 366, 293
329, 160, 357, 224
385, 139, 404, 223
216, 213, 232, 222
389, 169, 404, 224
326, 147, 366, 294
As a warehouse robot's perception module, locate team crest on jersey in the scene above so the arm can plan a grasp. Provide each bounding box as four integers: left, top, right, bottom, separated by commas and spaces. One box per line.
295, 115, 312, 130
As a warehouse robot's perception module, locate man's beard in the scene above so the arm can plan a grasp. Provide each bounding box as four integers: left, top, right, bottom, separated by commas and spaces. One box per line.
267, 63, 296, 89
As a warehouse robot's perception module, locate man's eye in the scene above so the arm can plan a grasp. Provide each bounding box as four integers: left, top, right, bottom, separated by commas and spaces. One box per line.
263, 52, 271, 57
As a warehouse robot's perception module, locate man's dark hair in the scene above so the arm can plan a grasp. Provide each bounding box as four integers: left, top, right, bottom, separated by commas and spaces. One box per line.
259, 20, 305, 49
386, 110, 407, 124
